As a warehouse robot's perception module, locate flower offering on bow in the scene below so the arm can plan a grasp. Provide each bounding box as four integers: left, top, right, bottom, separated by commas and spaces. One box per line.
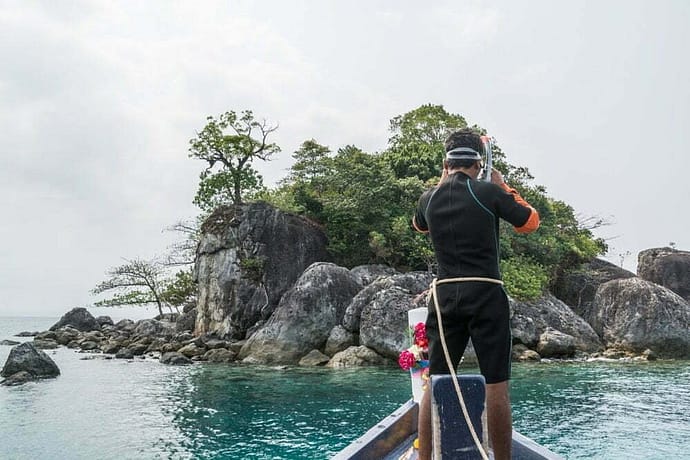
398, 349, 417, 371
398, 322, 429, 371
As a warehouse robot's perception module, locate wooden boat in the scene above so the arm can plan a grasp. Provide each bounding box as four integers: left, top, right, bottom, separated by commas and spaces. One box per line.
333, 375, 564, 460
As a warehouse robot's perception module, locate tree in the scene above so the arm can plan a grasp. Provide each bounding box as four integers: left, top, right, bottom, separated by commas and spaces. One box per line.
92, 258, 169, 317
189, 110, 280, 210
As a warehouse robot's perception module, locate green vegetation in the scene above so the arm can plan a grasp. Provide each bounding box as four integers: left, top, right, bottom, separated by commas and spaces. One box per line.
93, 104, 606, 308
261, 104, 606, 300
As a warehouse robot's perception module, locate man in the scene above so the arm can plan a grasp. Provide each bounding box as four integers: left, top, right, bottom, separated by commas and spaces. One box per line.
412, 129, 540, 460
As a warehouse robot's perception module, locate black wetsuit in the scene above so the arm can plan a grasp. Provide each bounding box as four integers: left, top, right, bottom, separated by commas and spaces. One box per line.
413, 171, 536, 383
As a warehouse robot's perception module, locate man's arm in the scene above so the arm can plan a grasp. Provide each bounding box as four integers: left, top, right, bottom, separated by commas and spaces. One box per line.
491, 169, 540, 234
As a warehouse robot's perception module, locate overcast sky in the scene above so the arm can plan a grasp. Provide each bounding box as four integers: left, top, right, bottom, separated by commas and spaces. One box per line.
1, 1, 688, 318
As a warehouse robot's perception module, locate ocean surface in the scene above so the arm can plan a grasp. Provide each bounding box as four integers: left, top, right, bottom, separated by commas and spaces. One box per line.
1, 316, 690, 459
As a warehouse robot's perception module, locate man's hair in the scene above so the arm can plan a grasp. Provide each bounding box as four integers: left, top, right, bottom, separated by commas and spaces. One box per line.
444, 129, 482, 169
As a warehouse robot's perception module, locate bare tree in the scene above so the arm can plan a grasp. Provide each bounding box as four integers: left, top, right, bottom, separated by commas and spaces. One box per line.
92, 258, 169, 317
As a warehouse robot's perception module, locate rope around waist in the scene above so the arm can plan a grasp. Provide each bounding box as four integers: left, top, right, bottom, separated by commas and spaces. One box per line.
432, 276, 503, 287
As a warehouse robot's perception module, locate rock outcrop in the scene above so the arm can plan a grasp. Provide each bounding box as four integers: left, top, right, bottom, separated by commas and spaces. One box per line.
194, 202, 330, 339
239, 263, 362, 364
1, 342, 60, 385
551, 258, 636, 320
638, 247, 690, 302
511, 292, 603, 355
49, 307, 100, 332
588, 277, 690, 358
342, 272, 433, 333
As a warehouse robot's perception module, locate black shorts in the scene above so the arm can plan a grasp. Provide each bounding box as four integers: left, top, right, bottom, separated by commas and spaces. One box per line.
425, 281, 511, 384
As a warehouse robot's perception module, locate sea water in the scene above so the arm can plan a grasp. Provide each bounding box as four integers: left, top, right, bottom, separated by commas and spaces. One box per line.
1, 316, 689, 459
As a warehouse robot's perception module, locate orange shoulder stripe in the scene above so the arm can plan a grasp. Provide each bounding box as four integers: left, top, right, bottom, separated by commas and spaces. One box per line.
412, 216, 429, 234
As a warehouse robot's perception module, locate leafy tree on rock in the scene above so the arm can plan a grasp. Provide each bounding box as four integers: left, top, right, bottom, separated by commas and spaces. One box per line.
92, 258, 169, 317
189, 110, 280, 211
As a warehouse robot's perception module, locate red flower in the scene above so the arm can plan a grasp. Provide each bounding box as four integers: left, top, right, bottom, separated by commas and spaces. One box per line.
416, 337, 429, 349
413, 322, 427, 348
398, 349, 416, 371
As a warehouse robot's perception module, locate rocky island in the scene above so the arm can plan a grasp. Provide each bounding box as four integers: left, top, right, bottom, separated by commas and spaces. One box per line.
3, 203, 690, 386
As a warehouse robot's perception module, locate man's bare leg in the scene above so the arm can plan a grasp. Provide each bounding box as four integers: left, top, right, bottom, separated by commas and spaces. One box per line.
486, 381, 512, 460
418, 388, 432, 460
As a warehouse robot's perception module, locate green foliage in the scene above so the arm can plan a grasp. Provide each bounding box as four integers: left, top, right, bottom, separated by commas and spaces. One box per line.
189, 110, 279, 209
500, 256, 549, 300
160, 269, 197, 308
239, 256, 266, 283
92, 258, 168, 316
209, 104, 607, 296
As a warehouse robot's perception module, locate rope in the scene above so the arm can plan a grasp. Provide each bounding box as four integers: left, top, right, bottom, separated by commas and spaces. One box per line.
430, 276, 503, 460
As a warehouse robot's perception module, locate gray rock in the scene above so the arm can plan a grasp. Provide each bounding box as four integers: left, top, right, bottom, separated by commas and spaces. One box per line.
160, 352, 193, 366
324, 325, 357, 357
15, 331, 39, 337
1, 342, 60, 380
359, 287, 421, 360
132, 319, 166, 338
2, 370, 37, 386
115, 319, 136, 331
50, 307, 100, 332
129, 343, 150, 356
327, 346, 388, 368
79, 341, 100, 351
551, 258, 636, 319
299, 350, 331, 366
239, 263, 361, 364
115, 348, 134, 359
589, 278, 690, 358
510, 292, 603, 353
100, 342, 121, 354
178, 343, 206, 358
82, 331, 105, 343
176, 307, 197, 332
350, 264, 399, 286
36, 331, 57, 341
194, 202, 331, 340
512, 344, 541, 362
1, 340, 20, 346
203, 348, 236, 363
342, 271, 433, 333
96, 316, 114, 327
537, 328, 577, 358
55, 326, 81, 345
638, 247, 690, 302
33, 339, 59, 349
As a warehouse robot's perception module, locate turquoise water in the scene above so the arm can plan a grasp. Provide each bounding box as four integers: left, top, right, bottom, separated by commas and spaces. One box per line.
2, 317, 690, 459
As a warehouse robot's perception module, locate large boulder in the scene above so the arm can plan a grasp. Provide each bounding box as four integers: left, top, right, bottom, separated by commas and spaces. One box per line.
511, 292, 603, 353
49, 307, 100, 332
1, 342, 60, 384
324, 325, 357, 357
588, 278, 690, 358
342, 272, 433, 333
551, 258, 636, 319
350, 265, 399, 287
194, 202, 330, 339
359, 286, 427, 360
238, 263, 361, 364
327, 346, 389, 368
638, 247, 690, 302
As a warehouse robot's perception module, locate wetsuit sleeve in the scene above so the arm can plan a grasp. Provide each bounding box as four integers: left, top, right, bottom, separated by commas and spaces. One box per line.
412, 190, 432, 234
496, 182, 540, 234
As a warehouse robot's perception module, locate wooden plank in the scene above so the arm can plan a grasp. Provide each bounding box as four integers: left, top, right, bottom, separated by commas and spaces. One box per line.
431, 374, 488, 459
332, 400, 418, 460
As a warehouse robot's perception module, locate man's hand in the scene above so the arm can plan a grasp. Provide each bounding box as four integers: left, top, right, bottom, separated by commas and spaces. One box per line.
439, 165, 449, 184
490, 168, 505, 185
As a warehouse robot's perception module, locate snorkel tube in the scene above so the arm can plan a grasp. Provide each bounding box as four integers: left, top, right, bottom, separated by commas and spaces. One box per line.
479, 135, 493, 182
